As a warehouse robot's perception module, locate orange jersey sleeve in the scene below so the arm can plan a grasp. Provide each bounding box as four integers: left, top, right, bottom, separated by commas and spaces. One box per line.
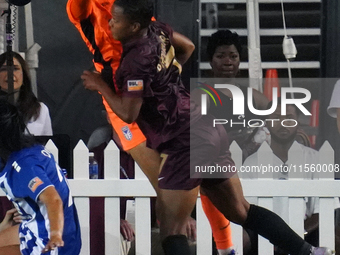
66, 0, 122, 73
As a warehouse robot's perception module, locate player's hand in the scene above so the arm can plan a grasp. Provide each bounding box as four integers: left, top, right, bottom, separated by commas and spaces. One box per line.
120, 219, 135, 241
186, 217, 197, 242
0, 208, 22, 232
41, 232, 64, 253
81, 70, 107, 92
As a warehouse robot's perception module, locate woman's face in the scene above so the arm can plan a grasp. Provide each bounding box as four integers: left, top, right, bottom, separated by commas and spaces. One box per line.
210, 44, 240, 78
0, 57, 23, 92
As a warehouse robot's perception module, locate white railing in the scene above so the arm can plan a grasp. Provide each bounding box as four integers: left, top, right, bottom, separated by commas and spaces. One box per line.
1, 139, 340, 255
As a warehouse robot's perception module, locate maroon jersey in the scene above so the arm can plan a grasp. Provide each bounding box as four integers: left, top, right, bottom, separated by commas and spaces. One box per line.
115, 22, 192, 150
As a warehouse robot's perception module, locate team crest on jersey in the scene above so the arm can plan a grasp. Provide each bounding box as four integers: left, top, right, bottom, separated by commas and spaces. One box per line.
127, 80, 143, 91
28, 177, 43, 192
121, 126, 133, 141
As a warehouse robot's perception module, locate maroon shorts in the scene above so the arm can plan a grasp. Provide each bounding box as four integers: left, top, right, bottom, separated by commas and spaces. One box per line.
157, 114, 236, 190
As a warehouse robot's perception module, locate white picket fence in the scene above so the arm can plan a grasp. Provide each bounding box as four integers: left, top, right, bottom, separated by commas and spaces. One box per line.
2, 139, 340, 255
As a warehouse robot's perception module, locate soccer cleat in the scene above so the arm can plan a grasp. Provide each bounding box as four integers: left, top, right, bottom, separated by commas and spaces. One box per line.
311, 247, 335, 255
218, 248, 237, 255
228, 249, 237, 255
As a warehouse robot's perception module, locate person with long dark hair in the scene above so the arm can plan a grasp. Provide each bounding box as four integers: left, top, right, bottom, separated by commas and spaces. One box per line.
0, 99, 81, 255
0, 51, 52, 136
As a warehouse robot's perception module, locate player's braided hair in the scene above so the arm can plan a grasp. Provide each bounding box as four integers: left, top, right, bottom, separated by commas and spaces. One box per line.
114, 0, 153, 29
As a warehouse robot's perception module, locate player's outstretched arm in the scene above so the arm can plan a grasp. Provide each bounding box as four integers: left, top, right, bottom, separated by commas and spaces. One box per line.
39, 186, 64, 253
67, 0, 92, 21
171, 32, 195, 66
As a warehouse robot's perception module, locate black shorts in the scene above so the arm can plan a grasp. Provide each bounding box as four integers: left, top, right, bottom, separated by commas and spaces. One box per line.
157, 114, 236, 190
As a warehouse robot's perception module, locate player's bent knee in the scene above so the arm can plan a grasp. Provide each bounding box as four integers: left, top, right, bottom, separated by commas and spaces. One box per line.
231, 203, 249, 224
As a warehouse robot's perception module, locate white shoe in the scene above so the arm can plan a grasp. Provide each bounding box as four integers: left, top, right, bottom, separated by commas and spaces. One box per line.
311, 247, 335, 255
217, 247, 237, 255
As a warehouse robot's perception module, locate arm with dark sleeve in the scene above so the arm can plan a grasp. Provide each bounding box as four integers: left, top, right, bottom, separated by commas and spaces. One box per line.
66, 0, 92, 22
171, 31, 195, 66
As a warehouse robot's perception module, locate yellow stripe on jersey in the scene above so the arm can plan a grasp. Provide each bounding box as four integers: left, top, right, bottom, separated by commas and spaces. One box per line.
165, 46, 175, 68
165, 46, 182, 73
159, 32, 183, 74
172, 58, 182, 74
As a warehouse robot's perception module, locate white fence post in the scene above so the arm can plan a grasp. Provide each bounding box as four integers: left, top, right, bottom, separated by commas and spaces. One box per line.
134, 162, 152, 255
319, 141, 335, 249
287, 142, 305, 237
196, 196, 212, 255
256, 142, 273, 254
230, 141, 244, 254
104, 141, 121, 255
45, 139, 58, 163
73, 140, 90, 255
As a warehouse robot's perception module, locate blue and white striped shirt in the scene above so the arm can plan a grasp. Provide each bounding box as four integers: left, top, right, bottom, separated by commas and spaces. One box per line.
0, 145, 81, 255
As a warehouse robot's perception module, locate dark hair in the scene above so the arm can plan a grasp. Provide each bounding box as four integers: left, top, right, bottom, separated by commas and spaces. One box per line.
0, 51, 41, 124
0, 99, 34, 153
206, 30, 242, 61
114, 0, 153, 29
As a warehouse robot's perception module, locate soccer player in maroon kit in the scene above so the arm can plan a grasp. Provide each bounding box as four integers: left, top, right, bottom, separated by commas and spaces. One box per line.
81, 0, 334, 254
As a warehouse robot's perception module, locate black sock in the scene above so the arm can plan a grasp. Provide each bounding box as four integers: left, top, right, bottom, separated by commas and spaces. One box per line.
162, 235, 191, 255
242, 204, 312, 255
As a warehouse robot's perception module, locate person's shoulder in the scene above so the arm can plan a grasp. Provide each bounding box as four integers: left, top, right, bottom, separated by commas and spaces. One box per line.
38, 102, 51, 115
125, 22, 171, 54
19, 145, 46, 159
150, 21, 173, 36
122, 41, 158, 75
38, 102, 49, 111
9, 145, 44, 168
66, 0, 83, 22
66, 0, 94, 23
